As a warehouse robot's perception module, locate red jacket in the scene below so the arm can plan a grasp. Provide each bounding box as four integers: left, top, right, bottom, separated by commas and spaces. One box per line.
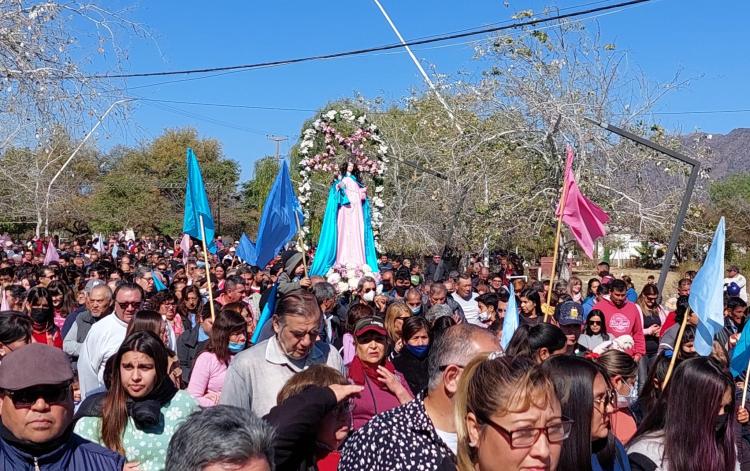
591, 298, 646, 356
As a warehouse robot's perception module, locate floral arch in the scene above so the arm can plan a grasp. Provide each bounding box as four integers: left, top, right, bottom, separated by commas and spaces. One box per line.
297, 108, 389, 252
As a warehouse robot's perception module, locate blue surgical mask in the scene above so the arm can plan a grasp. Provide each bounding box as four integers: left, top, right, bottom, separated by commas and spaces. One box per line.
405, 344, 430, 359
228, 341, 246, 354
410, 305, 422, 315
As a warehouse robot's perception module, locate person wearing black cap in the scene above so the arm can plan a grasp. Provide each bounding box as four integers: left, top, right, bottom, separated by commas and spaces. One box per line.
0, 343, 125, 469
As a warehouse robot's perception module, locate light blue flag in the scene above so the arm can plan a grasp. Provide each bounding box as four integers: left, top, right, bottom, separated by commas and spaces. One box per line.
183, 148, 216, 254
689, 217, 726, 356
111, 243, 119, 259
236, 233, 257, 265
731, 327, 750, 378
152, 270, 168, 292
251, 160, 304, 268
251, 283, 277, 344
501, 283, 519, 350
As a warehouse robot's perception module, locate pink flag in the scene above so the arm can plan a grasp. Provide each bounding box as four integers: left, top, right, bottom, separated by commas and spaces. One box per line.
43, 240, 60, 265
557, 146, 610, 258
180, 234, 191, 266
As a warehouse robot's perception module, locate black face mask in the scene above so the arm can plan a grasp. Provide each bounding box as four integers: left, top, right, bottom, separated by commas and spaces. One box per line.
715, 412, 729, 435
381, 281, 393, 292
394, 285, 408, 296
30, 308, 52, 325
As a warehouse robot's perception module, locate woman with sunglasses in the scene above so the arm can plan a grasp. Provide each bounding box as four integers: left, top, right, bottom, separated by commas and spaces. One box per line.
384, 301, 412, 355
578, 310, 610, 353
456, 353, 568, 471
542, 355, 630, 471
347, 317, 413, 430
75, 331, 198, 471
628, 357, 736, 471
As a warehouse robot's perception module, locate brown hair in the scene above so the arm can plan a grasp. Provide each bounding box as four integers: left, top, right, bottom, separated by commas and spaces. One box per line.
384, 301, 411, 343
346, 303, 375, 335
126, 310, 163, 339
455, 353, 557, 470
276, 364, 347, 405
101, 331, 169, 454
207, 309, 247, 365
274, 289, 321, 322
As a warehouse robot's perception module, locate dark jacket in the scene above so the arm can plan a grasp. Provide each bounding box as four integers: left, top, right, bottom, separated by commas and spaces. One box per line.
0, 428, 125, 471
392, 348, 429, 395
264, 385, 339, 471
176, 325, 208, 384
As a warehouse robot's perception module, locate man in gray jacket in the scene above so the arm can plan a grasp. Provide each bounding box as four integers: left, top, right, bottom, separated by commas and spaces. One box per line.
62, 284, 113, 360
220, 289, 342, 416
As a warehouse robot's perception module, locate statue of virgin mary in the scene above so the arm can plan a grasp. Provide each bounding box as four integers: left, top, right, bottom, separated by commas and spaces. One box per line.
309, 160, 379, 276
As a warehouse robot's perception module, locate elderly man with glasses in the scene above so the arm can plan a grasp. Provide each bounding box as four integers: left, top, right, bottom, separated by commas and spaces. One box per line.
77, 283, 144, 400
0, 344, 124, 469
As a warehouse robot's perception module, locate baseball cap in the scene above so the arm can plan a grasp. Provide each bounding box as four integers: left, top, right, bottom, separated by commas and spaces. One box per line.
0, 344, 73, 391
727, 282, 741, 297
354, 317, 387, 337
555, 300, 584, 326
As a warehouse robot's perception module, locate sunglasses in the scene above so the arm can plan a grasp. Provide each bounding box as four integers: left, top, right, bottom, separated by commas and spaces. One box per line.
116, 301, 142, 310
588, 320, 602, 325
4, 384, 70, 407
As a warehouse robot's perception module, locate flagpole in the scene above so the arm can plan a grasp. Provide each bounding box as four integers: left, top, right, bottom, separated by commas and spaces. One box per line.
742, 356, 750, 408
199, 215, 216, 321
663, 307, 691, 388
544, 174, 570, 323
294, 212, 308, 277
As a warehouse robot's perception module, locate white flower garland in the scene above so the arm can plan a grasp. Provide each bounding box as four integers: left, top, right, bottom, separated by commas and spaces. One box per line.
297, 109, 388, 252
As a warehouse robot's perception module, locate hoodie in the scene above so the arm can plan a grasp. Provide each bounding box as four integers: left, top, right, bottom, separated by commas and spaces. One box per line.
591, 297, 646, 356
277, 252, 304, 295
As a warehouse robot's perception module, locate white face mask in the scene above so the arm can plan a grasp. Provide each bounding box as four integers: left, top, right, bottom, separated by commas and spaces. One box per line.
362, 290, 375, 302
478, 310, 491, 322
616, 379, 638, 409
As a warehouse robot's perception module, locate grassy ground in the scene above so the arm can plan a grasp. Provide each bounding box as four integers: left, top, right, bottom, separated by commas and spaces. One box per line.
572, 266, 684, 298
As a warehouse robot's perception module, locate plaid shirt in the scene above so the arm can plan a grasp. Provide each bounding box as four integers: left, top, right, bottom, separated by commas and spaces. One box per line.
339, 393, 455, 470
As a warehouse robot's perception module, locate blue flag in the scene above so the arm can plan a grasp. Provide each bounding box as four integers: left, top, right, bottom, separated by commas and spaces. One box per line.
183, 148, 216, 254
236, 233, 257, 265
251, 160, 304, 268
689, 217, 726, 356
251, 283, 277, 344
111, 244, 119, 259
152, 270, 168, 292
731, 328, 750, 378
501, 283, 519, 351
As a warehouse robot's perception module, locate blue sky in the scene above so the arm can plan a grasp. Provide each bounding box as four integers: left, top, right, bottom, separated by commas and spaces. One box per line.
93, 0, 750, 181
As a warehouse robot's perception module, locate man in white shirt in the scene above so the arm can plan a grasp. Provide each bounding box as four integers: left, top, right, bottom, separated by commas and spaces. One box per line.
77, 283, 143, 399
451, 274, 480, 325
725, 265, 748, 302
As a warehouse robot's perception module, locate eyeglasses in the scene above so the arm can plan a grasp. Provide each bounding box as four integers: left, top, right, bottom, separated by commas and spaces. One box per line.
116, 301, 143, 310
594, 389, 617, 410
4, 384, 70, 407
483, 416, 573, 448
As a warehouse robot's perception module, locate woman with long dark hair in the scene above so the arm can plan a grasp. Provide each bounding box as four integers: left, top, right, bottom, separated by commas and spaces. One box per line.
47, 279, 76, 331
127, 310, 183, 389
177, 285, 202, 331
542, 355, 629, 471
627, 357, 736, 471
584, 278, 601, 316
578, 310, 610, 352
24, 285, 62, 348
594, 350, 639, 444
505, 323, 567, 363
519, 288, 543, 326
392, 316, 431, 394
187, 309, 247, 407
74, 331, 198, 470
631, 351, 675, 424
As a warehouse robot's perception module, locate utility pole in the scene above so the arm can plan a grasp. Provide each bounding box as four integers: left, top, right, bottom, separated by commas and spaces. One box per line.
267, 135, 288, 163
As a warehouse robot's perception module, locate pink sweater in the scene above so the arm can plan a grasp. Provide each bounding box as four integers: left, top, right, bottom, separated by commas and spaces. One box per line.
187, 351, 232, 407
592, 298, 646, 356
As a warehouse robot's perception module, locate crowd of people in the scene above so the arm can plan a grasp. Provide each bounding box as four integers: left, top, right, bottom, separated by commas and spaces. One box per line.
0, 235, 747, 470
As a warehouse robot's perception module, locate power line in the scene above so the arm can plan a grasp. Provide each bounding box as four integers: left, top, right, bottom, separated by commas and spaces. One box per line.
84, 0, 654, 80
